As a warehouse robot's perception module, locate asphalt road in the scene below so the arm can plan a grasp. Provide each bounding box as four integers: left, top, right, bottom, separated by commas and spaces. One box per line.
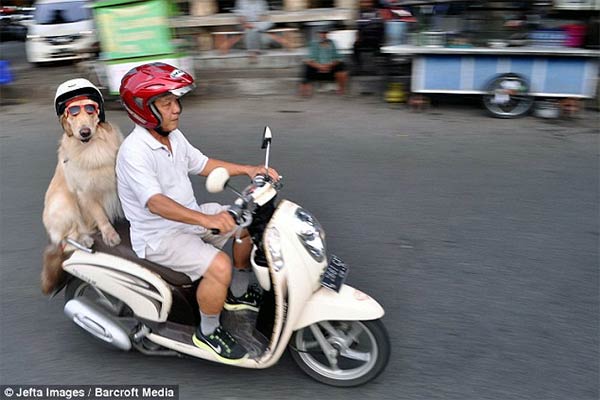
1, 44, 599, 400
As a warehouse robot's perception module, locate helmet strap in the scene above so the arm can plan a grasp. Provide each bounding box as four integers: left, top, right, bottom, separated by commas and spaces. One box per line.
149, 97, 182, 137
154, 126, 171, 137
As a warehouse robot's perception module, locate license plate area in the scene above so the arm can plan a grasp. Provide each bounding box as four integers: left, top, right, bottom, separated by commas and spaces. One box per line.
320, 255, 349, 292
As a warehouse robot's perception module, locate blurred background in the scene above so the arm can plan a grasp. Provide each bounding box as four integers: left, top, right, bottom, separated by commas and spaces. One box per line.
1, 0, 599, 111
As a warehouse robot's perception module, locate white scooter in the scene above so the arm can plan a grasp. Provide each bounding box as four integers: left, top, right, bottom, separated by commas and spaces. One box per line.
59, 127, 390, 386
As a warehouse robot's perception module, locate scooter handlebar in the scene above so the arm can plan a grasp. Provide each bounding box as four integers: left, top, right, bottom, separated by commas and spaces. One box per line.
208, 206, 244, 235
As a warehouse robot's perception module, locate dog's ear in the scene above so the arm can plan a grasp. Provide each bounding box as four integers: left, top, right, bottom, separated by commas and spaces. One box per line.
60, 114, 73, 137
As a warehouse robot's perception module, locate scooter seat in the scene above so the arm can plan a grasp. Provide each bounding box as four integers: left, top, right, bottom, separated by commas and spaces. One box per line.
92, 221, 193, 287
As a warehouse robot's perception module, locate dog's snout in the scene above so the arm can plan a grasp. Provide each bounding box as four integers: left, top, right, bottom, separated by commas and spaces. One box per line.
79, 128, 92, 138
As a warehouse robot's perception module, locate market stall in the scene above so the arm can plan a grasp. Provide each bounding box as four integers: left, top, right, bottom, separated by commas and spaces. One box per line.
381, 44, 599, 117
378, 0, 599, 117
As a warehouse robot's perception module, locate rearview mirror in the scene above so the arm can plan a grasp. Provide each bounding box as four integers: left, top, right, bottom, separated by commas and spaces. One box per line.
261, 126, 272, 149
205, 167, 230, 193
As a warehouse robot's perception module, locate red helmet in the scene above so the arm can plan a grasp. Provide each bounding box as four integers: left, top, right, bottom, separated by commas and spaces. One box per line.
119, 63, 195, 130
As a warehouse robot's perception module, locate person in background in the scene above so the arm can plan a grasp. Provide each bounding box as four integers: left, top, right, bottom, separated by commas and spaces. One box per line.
234, 0, 289, 58
353, 0, 384, 72
299, 28, 349, 97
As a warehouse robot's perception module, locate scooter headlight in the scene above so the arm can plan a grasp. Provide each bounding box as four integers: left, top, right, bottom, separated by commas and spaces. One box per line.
294, 207, 326, 262
265, 226, 285, 271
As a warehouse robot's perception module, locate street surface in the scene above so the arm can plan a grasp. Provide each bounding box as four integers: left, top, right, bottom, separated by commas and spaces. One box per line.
1, 41, 599, 400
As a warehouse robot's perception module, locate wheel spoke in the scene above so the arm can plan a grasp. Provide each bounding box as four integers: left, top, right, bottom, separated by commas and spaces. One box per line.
317, 321, 341, 338
318, 321, 364, 348
300, 340, 320, 350
345, 323, 364, 344
340, 348, 371, 362
309, 324, 339, 369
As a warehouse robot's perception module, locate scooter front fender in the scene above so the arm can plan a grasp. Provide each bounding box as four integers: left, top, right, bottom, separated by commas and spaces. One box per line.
292, 284, 385, 330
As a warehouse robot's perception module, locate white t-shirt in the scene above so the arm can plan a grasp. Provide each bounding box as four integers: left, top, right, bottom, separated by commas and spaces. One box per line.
116, 125, 209, 257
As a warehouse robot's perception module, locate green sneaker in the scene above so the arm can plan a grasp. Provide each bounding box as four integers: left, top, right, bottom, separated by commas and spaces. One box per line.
224, 284, 263, 312
192, 325, 248, 363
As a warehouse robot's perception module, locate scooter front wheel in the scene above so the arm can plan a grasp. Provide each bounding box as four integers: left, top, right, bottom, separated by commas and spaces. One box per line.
289, 319, 390, 387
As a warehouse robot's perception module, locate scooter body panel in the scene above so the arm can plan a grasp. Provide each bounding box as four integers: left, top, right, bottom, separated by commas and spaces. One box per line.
293, 284, 385, 330
256, 200, 330, 368
63, 250, 172, 322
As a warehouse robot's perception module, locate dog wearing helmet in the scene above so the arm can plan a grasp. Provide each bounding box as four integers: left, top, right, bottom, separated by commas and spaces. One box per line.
116, 62, 281, 362
41, 78, 124, 295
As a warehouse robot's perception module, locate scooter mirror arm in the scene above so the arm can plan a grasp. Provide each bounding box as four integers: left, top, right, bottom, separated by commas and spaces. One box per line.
227, 184, 244, 198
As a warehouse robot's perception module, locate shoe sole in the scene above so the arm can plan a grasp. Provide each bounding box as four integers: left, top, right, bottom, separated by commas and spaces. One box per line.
223, 302, 260, 312
191, 334, 248, 365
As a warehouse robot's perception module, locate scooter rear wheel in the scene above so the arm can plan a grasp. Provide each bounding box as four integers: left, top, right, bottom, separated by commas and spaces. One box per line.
289, 319, 390, 387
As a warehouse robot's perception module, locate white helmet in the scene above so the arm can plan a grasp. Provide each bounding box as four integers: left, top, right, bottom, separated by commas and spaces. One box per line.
54, 78, 105, 122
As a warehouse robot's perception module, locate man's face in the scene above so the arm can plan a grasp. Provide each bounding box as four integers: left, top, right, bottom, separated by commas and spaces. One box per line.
154, 93, 181, 133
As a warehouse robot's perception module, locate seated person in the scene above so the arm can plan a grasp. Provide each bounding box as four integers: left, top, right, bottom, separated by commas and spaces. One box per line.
300, 28, 349, 97
233, 0, 289, 57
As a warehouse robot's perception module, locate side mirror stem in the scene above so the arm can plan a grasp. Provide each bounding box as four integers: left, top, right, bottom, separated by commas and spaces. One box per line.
264, 141, 271, 171
228, 184, 244, 198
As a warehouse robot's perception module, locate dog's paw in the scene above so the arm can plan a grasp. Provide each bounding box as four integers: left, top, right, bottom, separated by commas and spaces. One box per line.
102, 228, 121, 247
79, 235, 95, 248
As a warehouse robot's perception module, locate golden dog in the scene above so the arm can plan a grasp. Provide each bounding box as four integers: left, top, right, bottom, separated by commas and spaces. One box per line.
42, 97, 123, 294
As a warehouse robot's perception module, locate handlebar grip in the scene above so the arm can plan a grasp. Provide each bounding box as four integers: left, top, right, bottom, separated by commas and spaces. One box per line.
210, 228, 220, 235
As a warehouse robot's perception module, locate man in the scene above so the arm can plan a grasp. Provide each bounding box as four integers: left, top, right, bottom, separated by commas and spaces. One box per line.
300, 28, 349, 97
117, 63, 279, 362
233, 0, 289, 58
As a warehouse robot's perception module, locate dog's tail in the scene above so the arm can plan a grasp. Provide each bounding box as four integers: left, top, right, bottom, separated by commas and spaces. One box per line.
41, 243, 68, 295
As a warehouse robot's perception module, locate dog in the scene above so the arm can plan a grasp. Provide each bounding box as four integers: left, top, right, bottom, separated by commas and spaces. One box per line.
42, 96, 123, 294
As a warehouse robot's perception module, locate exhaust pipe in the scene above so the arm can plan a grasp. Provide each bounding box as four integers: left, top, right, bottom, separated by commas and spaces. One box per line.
64, 297, 132, 351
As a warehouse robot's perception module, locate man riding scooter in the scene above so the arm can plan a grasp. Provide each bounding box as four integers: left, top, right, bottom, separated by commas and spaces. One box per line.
116, 63, 279, 362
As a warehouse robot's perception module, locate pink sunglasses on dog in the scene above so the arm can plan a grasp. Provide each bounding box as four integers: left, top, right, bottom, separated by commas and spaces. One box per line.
67, 103, 98, 116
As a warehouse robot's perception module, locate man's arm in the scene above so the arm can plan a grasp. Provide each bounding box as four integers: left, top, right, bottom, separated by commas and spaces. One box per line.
200, 158, 279, 181
147, 194, 236, 233
118, 141, 236, 233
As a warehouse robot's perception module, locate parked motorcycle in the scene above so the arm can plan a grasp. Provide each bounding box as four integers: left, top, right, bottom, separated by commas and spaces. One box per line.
59, 127, 390, 386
